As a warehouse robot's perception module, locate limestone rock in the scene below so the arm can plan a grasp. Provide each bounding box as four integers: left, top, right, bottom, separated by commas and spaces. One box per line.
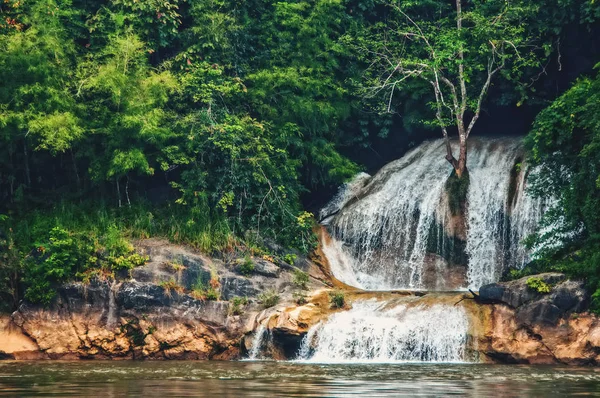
252, 259, 280, 278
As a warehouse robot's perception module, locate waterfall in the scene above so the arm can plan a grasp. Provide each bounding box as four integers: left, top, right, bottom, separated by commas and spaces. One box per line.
247, 323, 269, 360
297, 300, 469, 363
106, 280, 118, 328
323, 137, 546, 290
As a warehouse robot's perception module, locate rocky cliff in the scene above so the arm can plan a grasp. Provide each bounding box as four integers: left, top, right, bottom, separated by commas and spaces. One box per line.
1, 239, 599, 364
0, 238, 330, 360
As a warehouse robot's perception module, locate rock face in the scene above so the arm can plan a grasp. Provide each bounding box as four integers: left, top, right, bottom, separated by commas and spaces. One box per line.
1, 237, 600, 367
4, 281, 244, 360
478, 274, 599, 365
479, 273, 589, 325
0, 239, 327, 360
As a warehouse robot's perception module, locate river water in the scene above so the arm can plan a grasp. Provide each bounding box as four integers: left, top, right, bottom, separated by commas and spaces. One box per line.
1, 361, 599, 397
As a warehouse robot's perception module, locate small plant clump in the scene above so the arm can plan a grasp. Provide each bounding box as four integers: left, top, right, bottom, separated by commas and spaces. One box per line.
159, 278, 185, 297
166, 256, 186, 272
239, 255, 255, 276
329, 290, 345, 308
190, 276, 220, 301
229, 296, 249, 315
293, 291, 308, 305
283, 253, 297, 265
258, 289, 280, 308
526, 277, 552, 294
292, 268, 309, 290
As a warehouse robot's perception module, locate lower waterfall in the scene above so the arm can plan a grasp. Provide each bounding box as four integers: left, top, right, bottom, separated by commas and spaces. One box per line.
297, 300, 469, 363
247, 323, 271, 360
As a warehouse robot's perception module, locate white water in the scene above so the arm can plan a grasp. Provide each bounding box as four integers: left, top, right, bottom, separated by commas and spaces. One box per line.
247, 323, 269, 360
323, 137, 545, 290
297, 300, 469, 363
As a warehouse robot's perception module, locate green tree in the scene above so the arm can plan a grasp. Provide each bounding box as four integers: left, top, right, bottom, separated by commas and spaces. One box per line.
526, 67, 600, 310
360, 0, 543, 178
79, 33, 177, 206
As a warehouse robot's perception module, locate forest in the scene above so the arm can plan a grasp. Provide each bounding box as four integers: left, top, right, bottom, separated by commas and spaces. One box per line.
1, 0, 599, 311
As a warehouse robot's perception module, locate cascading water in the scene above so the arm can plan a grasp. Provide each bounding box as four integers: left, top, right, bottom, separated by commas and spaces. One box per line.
322, 137, 546, 290
253, 137, 545, 364
297, 300, 469, 363
247, 323, 269, 360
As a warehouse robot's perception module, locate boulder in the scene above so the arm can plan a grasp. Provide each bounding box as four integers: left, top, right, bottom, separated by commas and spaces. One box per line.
480, 273, 589, 327
479, 273, 566, 308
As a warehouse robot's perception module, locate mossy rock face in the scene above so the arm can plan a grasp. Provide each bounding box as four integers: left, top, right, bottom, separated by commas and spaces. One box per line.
445, 169, 470, 216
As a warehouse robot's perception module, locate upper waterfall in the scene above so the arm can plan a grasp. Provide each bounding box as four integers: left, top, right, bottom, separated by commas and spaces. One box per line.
321, 137, 545, 291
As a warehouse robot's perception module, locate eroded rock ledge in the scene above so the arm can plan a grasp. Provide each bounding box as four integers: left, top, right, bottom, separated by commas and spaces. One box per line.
0, 238, 330, 360
1, 239, 600, 365
478, 273, 600, 365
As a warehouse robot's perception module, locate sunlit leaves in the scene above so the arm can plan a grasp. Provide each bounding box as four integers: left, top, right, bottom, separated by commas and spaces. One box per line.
28, 112, 83, 154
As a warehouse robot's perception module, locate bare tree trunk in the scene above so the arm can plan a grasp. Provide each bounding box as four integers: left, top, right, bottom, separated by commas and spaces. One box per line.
23, 141, 31, 188
71, 149, 81, 189
116, 177, 122, 208
457, 134, 467, 178
125, 175, 131, 206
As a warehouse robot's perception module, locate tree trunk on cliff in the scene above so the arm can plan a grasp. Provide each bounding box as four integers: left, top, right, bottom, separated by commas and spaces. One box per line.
457, 133, 467, 178
368, 0, 533, 179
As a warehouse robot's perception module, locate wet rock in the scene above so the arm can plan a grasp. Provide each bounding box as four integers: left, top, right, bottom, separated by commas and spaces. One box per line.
117, 282, 172, 310
480, 273, 589, 328
515, 301, 563, 326
479, 273, 567, 308
478, 283, 506, 303
550, 280, 589, 313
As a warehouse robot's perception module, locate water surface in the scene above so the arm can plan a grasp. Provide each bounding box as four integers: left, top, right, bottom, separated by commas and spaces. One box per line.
1, 361, 600, 397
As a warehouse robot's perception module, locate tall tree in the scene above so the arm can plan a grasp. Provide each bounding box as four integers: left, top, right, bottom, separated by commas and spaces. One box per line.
361, 0, 542, 178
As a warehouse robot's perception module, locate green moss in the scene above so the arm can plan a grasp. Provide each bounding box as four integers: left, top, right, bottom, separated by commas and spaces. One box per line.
445, 170, 470, 216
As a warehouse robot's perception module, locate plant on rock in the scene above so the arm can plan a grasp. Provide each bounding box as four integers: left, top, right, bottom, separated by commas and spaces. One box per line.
526, 277, 551, 294
258, 289, 280, 308
329, 290, 345, 309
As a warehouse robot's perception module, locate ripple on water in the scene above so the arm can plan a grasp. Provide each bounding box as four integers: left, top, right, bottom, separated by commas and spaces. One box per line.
1, 361, 600, 397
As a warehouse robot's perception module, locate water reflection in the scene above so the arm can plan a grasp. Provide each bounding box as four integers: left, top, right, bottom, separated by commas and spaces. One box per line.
1, 361, 599, 397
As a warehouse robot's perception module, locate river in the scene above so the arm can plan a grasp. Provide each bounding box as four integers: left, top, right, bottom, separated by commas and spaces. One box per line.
1, 361, 599, 397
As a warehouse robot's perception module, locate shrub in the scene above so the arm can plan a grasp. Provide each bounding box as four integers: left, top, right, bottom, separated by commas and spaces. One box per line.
526, 277, 552, 294
24, 227, 96, 305
239, 255, 255, 276
229, 296, 249, 315
329, 290, 345, 308
258, 289, 280, 308
283, 253, 297, 265
110, 253, 148, 271
292, 268, 309, 290
159, 278, 185, 297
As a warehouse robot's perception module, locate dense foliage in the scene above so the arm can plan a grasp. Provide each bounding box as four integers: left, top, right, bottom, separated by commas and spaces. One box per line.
0, 0, 599, 310
524, 67, 600, 311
